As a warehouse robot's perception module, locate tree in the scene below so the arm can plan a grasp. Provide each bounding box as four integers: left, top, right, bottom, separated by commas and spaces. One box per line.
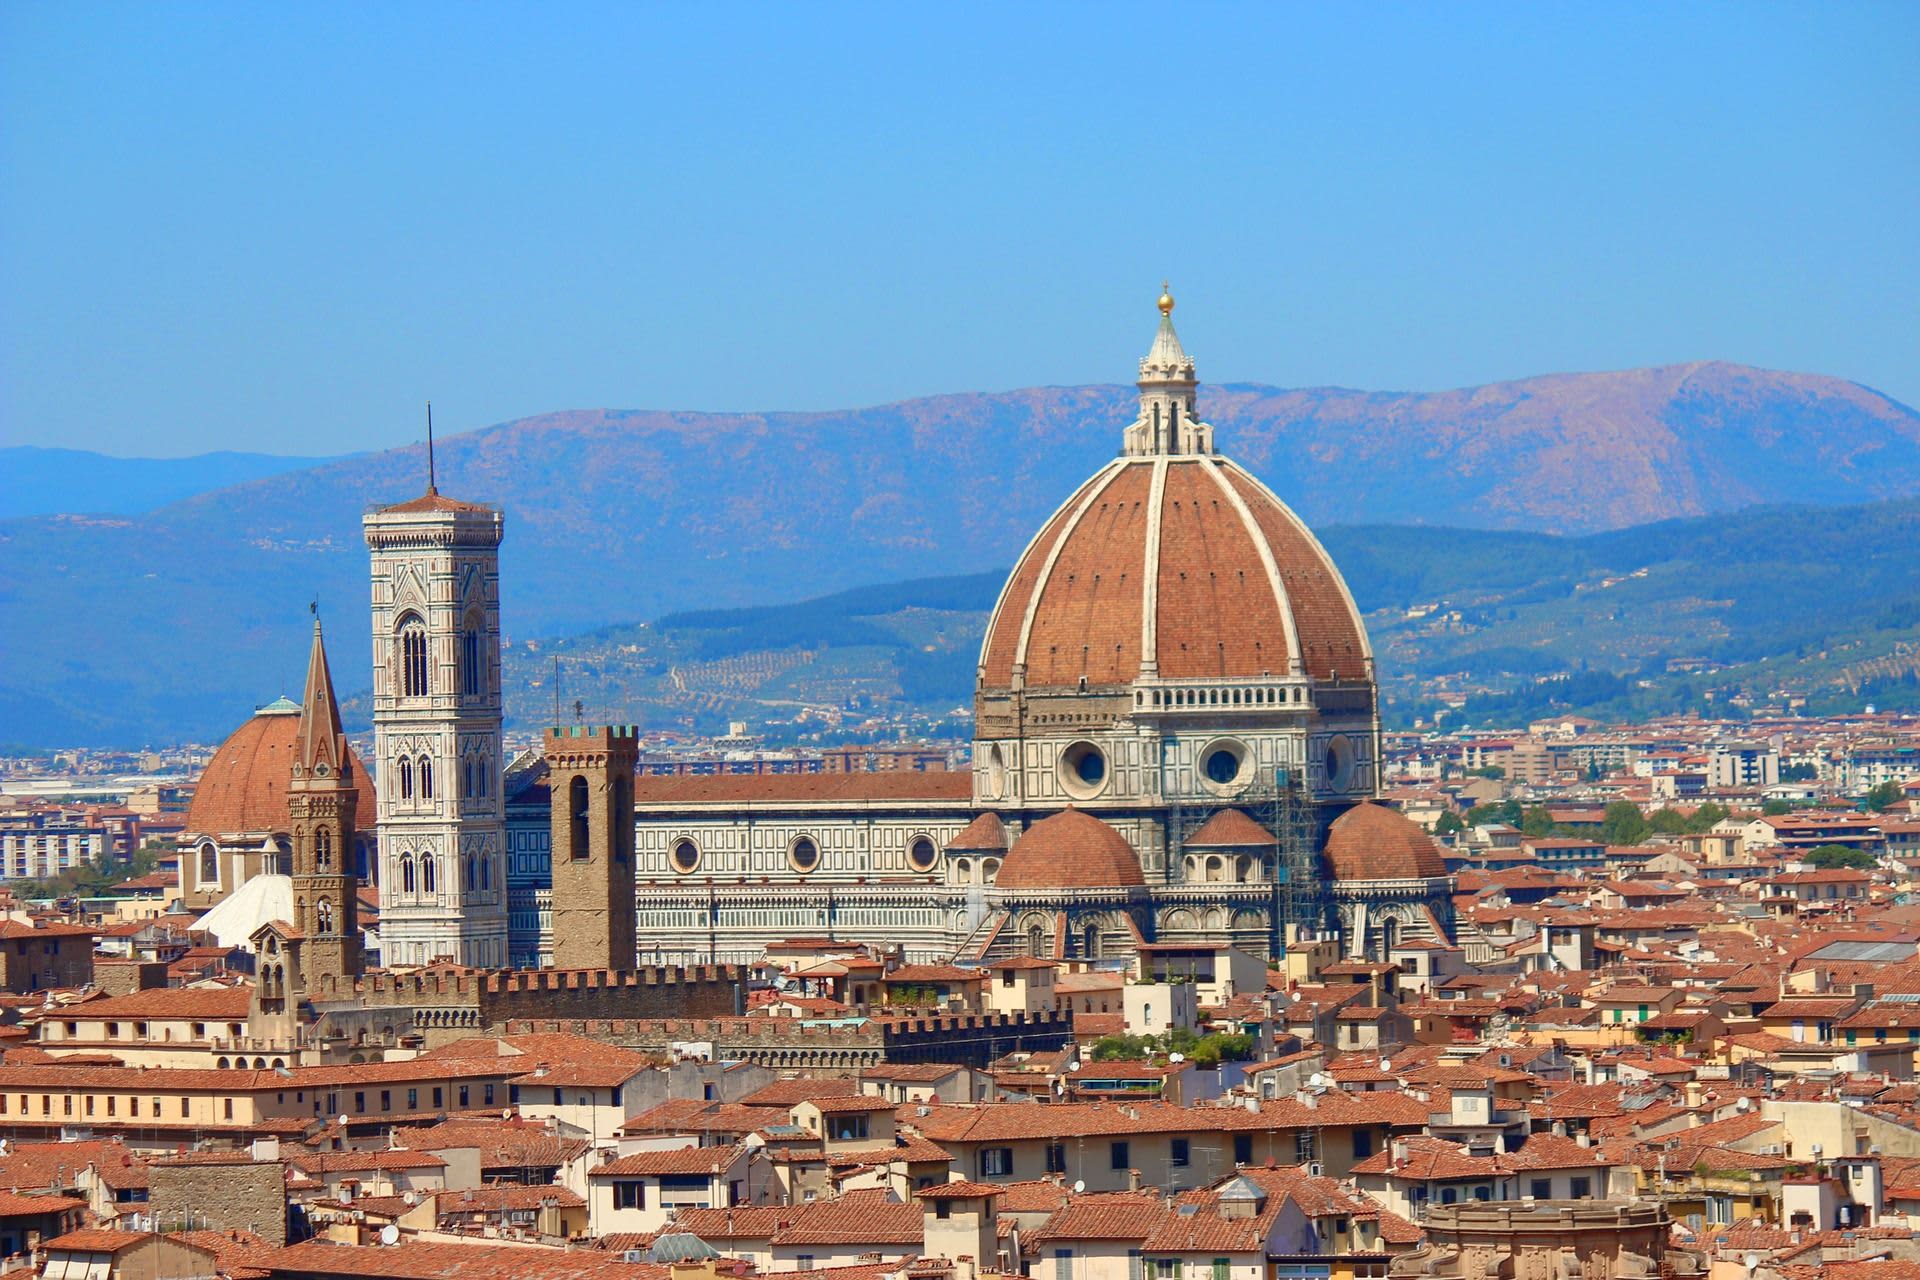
1762, 799, 1794, 816
1468, 765, 1505, 780
1781, 762, 1819, 782
1521, 806, 1558, 837
1434, 812, 1465, 838
1601, 801, 1650, 846
1805, 845, 1877, 870
1864, 781, 1904, 813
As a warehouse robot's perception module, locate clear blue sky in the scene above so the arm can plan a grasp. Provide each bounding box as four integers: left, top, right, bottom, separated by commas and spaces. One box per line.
3, 3, 1915, 457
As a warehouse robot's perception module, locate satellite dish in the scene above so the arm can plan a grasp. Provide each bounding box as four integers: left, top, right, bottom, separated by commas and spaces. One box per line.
1169, 1053, 1185, 1064
402, 1191, 418, 1206
1072, 1180, 1086, 1194
1378, 1059, 1391, 1072
335, 1115, 350, 1128
379, 1225, 400, 1246
1066, 1061, 1081, 1072
1309, 1073, 1325, 1087
1744, 1255, 1760, 1273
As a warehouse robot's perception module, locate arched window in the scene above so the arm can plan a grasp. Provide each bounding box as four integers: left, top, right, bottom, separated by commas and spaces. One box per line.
398, 616, 429, 698
1083, 924, 1101, 958
612, 775, 632, 863
460, 618, 483, 697
199, 843, 218, 887
315, 827, 332, 870
1027, 924, 1046, 958
317, 899, 334, 935
465, 856, 476, 891
400, 856, 415, 894
421, 854, 437, 895
419, 756, 434, 799
398, 757, 413, 800
479, 856, 491, 890
569, 775, 590, 861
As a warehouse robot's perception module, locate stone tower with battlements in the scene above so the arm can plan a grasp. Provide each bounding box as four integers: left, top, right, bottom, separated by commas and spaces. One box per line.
546, 725, 639, 971
364, 481, 510, 969
286, 616, 363, 988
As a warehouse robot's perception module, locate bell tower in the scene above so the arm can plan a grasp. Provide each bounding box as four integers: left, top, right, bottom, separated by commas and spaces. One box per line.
363, 455, 510, 969
287, 615, 363, 989
545, 726, 639, 970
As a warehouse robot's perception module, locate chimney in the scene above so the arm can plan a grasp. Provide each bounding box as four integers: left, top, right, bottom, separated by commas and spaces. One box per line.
1128, 1168, 1143, 1192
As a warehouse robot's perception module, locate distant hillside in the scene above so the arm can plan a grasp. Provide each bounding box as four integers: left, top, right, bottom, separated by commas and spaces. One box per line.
368, 499, 1920, 741
2, 362, 1916, 744
0, 446, 347, 519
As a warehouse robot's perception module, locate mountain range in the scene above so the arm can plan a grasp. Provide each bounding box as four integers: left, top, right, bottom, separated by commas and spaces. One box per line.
464, 498, 1920, 741
0, 447, 346, 519
2, 361, 1916, 746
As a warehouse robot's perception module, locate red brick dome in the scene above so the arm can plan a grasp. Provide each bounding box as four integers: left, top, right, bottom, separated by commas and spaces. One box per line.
184, 702, 377, 837
1323, 802, 1449, 882
978, 455, 1370, 692
994, 809, 1144, 891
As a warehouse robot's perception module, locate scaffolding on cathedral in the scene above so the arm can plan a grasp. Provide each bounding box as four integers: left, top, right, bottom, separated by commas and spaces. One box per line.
1166, 765, 1328, 960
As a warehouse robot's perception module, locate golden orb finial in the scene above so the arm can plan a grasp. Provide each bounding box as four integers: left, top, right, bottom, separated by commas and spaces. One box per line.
1157, 281, 1174, 316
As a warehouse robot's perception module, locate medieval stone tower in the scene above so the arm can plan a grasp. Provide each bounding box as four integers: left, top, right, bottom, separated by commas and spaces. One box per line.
364, 481, 510, 969
286, 616, 363, 988
546, 725, 639, 970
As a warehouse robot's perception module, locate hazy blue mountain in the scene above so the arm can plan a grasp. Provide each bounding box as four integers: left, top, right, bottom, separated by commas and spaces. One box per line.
0, 447, 349, 519
1, 363, 1915, 746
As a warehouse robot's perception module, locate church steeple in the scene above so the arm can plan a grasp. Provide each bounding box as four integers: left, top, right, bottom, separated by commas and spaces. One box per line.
295, 614, 348, 782
287, 610, 363, 989
1123, 283, 1213, 457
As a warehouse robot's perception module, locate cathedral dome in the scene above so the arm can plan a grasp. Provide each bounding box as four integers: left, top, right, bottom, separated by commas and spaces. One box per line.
977, 296, 1370, 696
1323, 801, 1449, 882
184, 701, 377, 837
994, 808, 1145, 891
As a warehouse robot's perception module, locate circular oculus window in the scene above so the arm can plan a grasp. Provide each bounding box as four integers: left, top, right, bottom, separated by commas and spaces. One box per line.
668, 838, 701, 875
1324, 735, 1357, 792
907, 836, 939, 873
1203, 742, 1248, 787
788, 836, 822, 873
1058, 741, 1109, 799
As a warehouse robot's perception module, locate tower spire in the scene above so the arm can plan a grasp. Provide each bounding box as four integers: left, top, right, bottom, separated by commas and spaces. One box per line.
296, 612, 347, 779
426, 401, 438, 495
1123, 282, 1211, 457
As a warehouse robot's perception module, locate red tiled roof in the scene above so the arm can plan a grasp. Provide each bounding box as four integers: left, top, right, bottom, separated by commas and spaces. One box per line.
995, 809, 1143, 891
633, 773, 971, 805
946, 812, 1010, 852
185, 707, 376, 836
1186, 809, 1275, 849
1324, 802, 1449, 882
980, 457, 1369, 689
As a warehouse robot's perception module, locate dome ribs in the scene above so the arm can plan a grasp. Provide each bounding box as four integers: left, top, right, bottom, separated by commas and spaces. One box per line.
978, 469, 1101, 686
1219, 465, 1371, 682
1021, 462, 1152, 689
1154, 461, 1284, 680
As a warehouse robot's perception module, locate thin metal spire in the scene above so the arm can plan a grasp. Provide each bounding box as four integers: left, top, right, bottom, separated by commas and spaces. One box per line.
426, 401, 438, 495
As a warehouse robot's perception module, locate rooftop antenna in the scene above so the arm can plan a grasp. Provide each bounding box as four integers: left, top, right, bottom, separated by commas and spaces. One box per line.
553, 656, 562, 729
425, 401, 438, 494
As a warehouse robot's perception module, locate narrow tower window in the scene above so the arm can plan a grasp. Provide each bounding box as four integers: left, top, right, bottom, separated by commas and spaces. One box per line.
569, 775, 590, 860
419, 756, 434, 799
460, 622, 482, 697
422, 853, 437, 895
398, 757, 413, 800
398, 617, 429, 698
316, 828, 332, 870
317, 899, 334, 934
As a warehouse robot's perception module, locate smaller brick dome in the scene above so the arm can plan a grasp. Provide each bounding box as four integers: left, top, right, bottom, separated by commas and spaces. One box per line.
184, 702, 377, 838
1323, 801, 1449, 882
994, 809, 1144, 891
